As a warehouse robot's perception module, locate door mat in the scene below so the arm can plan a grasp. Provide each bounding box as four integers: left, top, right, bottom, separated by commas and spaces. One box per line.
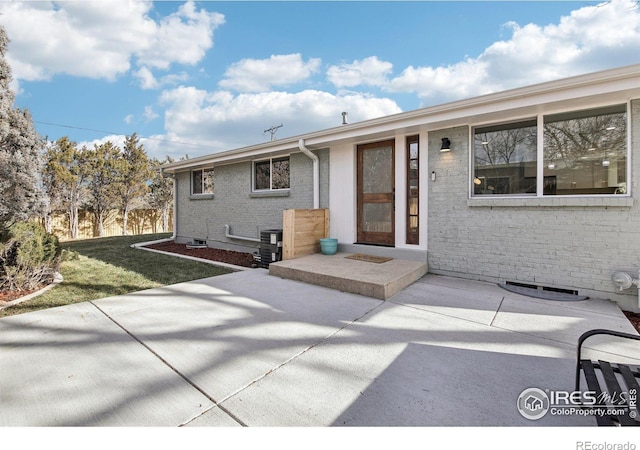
345, 254, 393, 264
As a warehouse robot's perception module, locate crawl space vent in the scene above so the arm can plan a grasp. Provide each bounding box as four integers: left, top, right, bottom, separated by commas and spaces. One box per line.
499, 281, 588, 302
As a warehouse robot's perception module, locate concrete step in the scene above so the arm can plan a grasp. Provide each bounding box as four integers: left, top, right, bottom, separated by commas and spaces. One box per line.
269, 253, 428, 300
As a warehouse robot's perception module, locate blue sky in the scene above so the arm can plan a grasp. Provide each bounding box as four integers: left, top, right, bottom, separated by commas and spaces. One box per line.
4, 0, 640, 161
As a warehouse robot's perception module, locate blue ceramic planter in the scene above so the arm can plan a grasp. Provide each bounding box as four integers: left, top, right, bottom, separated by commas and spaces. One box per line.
319, 238, 338, 255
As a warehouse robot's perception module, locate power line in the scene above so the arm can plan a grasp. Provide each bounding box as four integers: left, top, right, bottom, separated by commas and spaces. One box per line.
34, 120, 225, 150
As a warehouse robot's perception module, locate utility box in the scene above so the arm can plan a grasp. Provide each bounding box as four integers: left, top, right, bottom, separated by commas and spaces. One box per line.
260, 229, 283, 268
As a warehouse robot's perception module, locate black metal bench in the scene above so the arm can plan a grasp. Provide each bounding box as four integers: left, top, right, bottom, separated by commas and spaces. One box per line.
576, 329, 640, 426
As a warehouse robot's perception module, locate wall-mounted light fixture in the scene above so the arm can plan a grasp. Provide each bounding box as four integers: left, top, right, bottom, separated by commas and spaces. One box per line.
440, 137, 451, 152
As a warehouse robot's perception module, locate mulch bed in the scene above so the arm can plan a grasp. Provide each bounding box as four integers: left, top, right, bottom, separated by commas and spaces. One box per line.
0, 285, 46, 306
144, 241, 255, 268
623, 311, 640, 334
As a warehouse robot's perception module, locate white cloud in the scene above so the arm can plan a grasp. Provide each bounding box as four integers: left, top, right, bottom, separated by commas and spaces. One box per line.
133, 67, 158, 90
76, 133, 172, 161
136, 1, 225, 70
327, 56, 393, 88
219, 54, 321, 92
156, 86, 402, 157
124, 114, 134, 125
78, 134, 128, 151
480, 0, 640, 86
388, 59, 495, 101
386, 0, 640, 104
144, 106, 159, 122
2, 0, 224, 82
133, 67, 191, 90
8, 78, 22, 97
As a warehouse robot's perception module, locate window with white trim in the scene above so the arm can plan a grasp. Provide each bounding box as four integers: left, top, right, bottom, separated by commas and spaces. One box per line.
191, 168, 214, 195
472, 105, 628, 197
253, 156, 290, 191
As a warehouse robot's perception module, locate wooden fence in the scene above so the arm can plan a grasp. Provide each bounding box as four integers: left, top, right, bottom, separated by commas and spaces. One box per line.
282, 209, 329, 260
51, 208, 173, 241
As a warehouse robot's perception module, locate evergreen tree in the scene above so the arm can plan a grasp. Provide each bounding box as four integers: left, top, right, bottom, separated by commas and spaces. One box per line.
148, 157, 175, 233
0, 25, 46, 231
117, 133, 152, 235
86, 141, 121, 237
42, 137, 88, 239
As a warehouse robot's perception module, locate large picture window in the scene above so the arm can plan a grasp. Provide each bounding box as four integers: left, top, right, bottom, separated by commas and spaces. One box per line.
472, 105, 627, 197
474, 120, 537, 195
254, 157, 290, 191
543, 105, 627, 195
192, 168, 214, 195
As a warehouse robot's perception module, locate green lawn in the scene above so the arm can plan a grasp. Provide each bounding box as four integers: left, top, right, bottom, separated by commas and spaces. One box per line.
0, 233, 232, 317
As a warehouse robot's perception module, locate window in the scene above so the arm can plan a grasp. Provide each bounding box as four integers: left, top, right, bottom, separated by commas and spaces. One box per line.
406, 136, 419, 245
253, 156, 290, 191
543, 105, 627, 195
192, 168, 214, 195
473, 120, 537, 195
472, 105, 627, 197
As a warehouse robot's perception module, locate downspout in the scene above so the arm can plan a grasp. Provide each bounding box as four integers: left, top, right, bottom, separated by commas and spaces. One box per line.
171, 173, 177, 239
298, 139, 319, 209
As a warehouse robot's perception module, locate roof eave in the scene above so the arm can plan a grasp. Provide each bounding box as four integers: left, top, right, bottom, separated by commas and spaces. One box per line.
160, 63, 640, 173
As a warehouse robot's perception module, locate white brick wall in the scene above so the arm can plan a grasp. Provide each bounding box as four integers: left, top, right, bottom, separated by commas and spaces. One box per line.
427, 100, 640, 311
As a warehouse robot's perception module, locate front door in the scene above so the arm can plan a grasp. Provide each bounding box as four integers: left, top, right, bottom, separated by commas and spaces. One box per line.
357, 140, 395, 246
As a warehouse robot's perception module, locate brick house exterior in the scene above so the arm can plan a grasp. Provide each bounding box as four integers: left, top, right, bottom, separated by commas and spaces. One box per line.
162, 64, 640, 311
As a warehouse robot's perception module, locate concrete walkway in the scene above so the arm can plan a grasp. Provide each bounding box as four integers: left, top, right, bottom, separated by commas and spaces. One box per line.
0, 270, 638, 426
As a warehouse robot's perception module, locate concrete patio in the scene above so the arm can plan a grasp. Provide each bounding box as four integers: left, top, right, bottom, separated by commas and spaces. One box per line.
0, 269, 638, 426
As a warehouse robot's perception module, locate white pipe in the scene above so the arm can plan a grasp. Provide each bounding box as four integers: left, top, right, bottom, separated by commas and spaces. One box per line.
612, 269, 640, 309
171, 173, 177, 239
225, 224, 260, 242
298, 139, 319, 209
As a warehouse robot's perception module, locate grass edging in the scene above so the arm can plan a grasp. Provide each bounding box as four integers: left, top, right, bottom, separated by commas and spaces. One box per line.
131, 242, 254, 272
0, 272, 64, 311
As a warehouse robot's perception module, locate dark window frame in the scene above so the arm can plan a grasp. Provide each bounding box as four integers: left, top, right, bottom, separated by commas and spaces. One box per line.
252, 156, 290, 191
191, 168, 214, 195
406, 135, 419, 245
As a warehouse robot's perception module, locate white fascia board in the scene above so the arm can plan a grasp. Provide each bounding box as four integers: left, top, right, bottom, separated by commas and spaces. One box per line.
161, 139, 301, 173
162, 64, 640, 173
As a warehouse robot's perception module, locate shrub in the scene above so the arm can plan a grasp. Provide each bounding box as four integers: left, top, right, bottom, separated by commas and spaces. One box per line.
0, 222, 61, 292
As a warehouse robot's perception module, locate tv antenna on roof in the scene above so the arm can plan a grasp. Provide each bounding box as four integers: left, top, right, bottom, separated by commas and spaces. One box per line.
264, 124, 283, 141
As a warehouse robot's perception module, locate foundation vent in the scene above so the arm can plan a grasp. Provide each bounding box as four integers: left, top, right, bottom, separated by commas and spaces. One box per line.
500, 281, 588, 301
